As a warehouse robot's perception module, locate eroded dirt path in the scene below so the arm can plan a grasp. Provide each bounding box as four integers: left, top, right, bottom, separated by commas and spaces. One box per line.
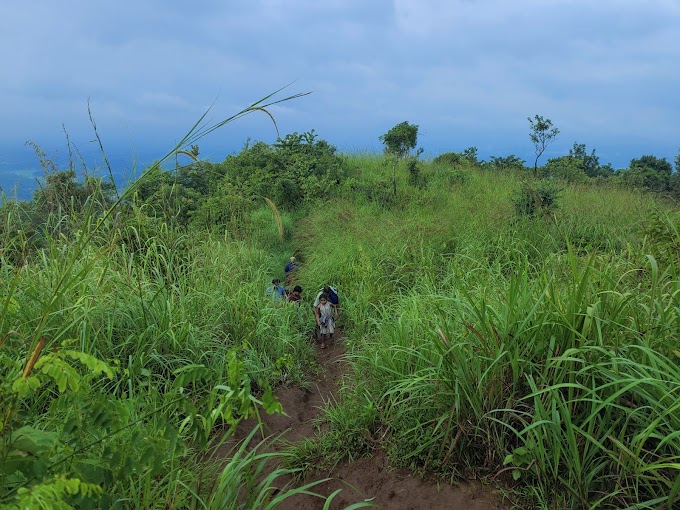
253, 333, 345, 443
230, 330, 503, 510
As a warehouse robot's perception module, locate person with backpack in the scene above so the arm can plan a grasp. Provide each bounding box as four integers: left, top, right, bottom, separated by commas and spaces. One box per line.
313, 286, 339, 307
313, 293, 337, 349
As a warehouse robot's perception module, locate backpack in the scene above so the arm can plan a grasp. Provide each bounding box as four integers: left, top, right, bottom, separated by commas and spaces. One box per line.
314, 286, 340, 307
327, 287, 339, 305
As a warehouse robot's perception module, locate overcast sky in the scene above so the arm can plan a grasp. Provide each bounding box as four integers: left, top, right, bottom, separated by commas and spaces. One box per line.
1, 0, 679, 173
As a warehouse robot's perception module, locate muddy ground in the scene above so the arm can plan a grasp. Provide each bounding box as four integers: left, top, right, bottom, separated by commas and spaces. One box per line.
220, 331, 504, 510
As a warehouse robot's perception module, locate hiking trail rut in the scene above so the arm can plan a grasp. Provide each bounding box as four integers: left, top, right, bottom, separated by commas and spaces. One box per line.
224, 329, 504, 510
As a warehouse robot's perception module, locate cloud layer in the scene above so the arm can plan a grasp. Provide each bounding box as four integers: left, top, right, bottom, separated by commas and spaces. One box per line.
1, 0, 678, 168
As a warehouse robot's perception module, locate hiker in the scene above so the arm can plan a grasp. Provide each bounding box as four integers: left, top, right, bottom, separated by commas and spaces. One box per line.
284, 256, 299, 286
265, 278, 285, 303
313, 285, 339, 307
288, 285, 303, 303
314, 293, 337, 349
284, 256, 299, 274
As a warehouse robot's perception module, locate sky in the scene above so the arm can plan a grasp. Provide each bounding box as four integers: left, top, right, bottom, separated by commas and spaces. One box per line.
1, 0, 679, 195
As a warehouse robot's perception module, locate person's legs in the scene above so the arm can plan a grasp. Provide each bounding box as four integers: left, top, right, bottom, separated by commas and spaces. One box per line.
318, 323, 327, 349
327, 320, 335, 345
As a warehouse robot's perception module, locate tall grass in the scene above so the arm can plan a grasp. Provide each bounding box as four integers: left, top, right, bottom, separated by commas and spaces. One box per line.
0, 89, 331, 508
0, 210, 322, 505
291, 163, 679, 508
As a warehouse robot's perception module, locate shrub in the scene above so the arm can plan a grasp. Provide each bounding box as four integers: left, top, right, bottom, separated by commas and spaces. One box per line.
484, 155, 526, 172
433, 152, 466, 167
406, 158, 426, 188
512, 182, 561, 217
544, 156, 589, 183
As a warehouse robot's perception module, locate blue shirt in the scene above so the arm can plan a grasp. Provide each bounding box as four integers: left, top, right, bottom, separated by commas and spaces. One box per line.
265, 285, 285, 302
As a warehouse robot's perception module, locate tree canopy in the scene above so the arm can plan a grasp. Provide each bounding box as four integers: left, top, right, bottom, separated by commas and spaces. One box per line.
379, 121, 419, 160
528, 115, 560, 175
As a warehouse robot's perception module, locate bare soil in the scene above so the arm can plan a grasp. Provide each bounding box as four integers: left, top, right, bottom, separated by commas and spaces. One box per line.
225, 330, 504, 510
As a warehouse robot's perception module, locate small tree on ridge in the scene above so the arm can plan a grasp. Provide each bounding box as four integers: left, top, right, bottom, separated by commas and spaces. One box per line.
379, 121, 420, 196
528, 115, 559, 176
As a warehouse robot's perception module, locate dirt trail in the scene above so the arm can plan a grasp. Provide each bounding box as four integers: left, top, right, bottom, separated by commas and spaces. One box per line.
230, 330, 503, 510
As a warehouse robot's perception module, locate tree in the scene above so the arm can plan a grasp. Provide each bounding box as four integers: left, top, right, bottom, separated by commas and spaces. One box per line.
528, 115, 559, 176
379, 121, 420, 196
543, 142, 605, 182
379, 121, 419, 159
626, 155, 673, 193
569, 142, 601, 177
544, 156, 588, 183
485, 155, 526, 172
463, 146, 479, 165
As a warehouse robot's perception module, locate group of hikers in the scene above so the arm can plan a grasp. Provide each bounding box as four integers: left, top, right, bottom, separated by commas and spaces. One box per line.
264, 256, 339, 349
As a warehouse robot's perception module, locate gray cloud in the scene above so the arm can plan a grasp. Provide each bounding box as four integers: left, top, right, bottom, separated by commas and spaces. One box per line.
0, 0, 678, 169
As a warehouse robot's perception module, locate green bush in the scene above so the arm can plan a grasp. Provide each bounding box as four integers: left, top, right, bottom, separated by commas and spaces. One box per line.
483, 155, 526, 172
432, 152, 466, 167
545, 156, 589, 183
512, 182, 561, 217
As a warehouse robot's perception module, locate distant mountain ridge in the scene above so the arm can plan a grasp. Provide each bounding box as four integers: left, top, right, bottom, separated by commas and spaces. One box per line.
0, 147, 156, 202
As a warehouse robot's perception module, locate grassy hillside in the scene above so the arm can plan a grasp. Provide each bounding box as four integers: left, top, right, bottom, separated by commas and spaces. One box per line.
1, 143, 678, 509
290, 155, 679, 509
